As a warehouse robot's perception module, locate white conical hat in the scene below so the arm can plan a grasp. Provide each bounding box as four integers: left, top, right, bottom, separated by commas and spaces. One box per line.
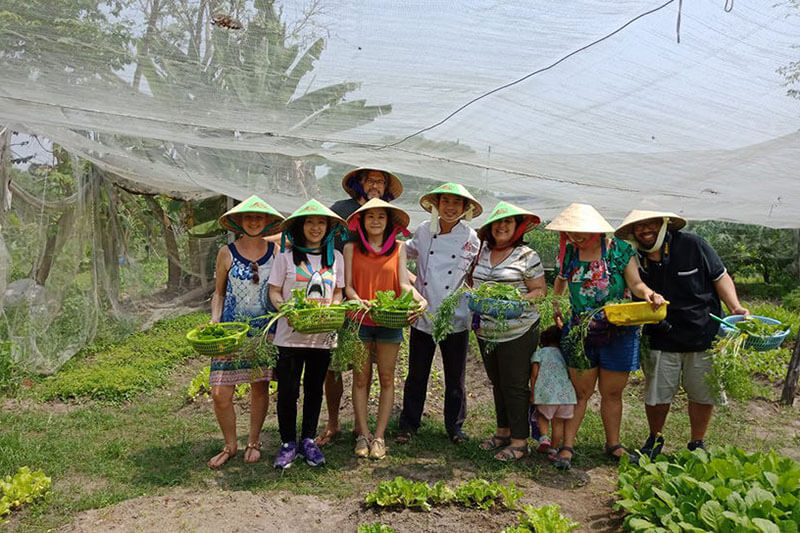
545, 203, 614, 233
614, 209, 687, 241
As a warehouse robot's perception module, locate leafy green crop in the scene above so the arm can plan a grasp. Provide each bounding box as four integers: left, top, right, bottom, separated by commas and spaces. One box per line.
432, 287, 467, 343
364, 476, 521, 512
707, 334, 753, 402
0, 467, 51, 523
502, 504, 580, 533
734, 317, 784, 337
615, 446, 800, 532
193, 324, 230, 340
36, 312, 205, 402
357, 524, 396, 533
185, 366, 250, 400
373, 289, 416, 311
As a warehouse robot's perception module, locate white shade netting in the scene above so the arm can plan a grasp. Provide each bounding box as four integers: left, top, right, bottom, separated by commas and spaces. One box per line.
0, 0, 799, 371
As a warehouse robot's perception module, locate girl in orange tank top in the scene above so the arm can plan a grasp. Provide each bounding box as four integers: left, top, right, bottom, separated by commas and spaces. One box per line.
344, 200, 427, 460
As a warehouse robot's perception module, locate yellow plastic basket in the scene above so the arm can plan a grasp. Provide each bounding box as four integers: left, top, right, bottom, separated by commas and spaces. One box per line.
603, 301, 669, 326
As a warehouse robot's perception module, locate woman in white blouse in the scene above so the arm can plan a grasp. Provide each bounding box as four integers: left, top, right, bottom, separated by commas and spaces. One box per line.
472, 202, 547, 461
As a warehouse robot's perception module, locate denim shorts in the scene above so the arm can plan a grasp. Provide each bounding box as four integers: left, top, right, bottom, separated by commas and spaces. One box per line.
358, 324, 404, 344
561, 324, 640, 372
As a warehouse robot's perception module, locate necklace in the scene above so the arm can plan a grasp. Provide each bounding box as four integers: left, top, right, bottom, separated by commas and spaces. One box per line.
490, 246, 514, 267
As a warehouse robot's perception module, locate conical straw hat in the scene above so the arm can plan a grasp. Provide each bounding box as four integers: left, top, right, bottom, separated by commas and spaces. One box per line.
218, 195, 284, 236
419, 182, 483, 218
341, 167, 403, 201
477, 201, 541, 241
614, 210, 687, 241
346, 198, 410, 230
279, 199, 346, 232
545, 203, 614, 233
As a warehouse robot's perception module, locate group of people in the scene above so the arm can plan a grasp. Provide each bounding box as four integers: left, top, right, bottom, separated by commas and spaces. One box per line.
206, 167, 747, 471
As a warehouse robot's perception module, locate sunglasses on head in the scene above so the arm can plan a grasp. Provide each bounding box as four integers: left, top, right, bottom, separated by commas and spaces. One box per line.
250, 261, 259, 284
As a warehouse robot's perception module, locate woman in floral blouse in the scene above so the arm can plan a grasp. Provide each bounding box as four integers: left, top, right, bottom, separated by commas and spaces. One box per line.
547, 203, 665, 470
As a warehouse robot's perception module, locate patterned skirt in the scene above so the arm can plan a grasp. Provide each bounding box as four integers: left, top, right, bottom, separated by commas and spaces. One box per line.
209, 351, 273, 387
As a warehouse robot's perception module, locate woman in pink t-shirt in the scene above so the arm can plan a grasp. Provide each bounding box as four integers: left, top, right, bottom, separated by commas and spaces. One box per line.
268, 200, 345, 470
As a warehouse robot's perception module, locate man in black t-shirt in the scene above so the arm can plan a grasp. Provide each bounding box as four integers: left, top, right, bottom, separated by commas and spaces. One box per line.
317, 167, 403, 446
615, 210, 748, 457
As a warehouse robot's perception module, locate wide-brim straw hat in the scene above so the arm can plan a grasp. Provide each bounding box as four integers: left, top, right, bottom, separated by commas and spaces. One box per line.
346, 198, 410, 230
419, 182, 483, 219
278, 199, 346, 232
477, 201, 541, 241
545, 203, 615, 233
342, 167, 403, 201
614, 209, 687, 241
218, 195, 284, 236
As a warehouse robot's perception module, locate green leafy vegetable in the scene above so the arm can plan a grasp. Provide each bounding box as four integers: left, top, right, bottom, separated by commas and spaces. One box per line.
364, 476, 521, 512
373, 289, 416, 311
734, 317, 783, 337
615, 446, 800, 533
357, 524, 396, 533
0, 467, 52, 523
502, 504, 580, 533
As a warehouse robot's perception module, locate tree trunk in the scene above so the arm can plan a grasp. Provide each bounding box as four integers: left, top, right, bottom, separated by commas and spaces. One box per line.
144, 195, 182, 295
792, 229, 800, 281
132, 0, 161, 91
0, 126, 10, 218
183, 201, 202, 289
30, 206, 77, 285
780, 338, 800, 406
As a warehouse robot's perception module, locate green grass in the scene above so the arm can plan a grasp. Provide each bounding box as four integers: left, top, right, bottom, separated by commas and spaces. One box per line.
1, 311, 800, 531
33, 312, 208, 402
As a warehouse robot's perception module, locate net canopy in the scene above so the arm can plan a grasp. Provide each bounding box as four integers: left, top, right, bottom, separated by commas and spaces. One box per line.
0, 0, 799, 372
1, 0, 799, 225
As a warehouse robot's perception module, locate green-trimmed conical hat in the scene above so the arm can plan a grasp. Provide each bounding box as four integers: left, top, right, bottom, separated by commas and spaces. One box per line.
477, 201, 541, 241
278, 199, 346, 232
419, 182, 483, 219
218, 195, 284, 236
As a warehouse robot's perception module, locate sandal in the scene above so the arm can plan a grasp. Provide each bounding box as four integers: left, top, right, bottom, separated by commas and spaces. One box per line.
553, 446, 575, 471
244, 441, 262, 463
604, 443, 639, 465
479, 435, 512, 451
208, 445, 237, 469
395, 429, 413, 445
449, 430, 470, 445
314, 428, 339, 447
495, 444, 529, 462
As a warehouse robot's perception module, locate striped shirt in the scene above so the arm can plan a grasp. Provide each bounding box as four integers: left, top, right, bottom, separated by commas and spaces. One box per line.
472, 245, 545, 342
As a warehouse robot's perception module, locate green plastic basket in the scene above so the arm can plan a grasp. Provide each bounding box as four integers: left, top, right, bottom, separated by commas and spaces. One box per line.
186, 322, 250, 356
288, 306, 346, 334
370, 307, 413, 329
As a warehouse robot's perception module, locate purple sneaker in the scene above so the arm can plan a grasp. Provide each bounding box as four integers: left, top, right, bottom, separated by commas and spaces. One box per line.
274, 441, 297, 470
300, 438, 326, 467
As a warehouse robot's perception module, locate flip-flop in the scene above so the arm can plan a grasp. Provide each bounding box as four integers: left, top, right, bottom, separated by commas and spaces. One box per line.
208, 445, 237, 469
314, 428, 339, 447
243, 441, 262, 463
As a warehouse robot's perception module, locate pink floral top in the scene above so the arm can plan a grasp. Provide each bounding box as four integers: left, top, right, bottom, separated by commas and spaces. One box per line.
558, 237, 635, 317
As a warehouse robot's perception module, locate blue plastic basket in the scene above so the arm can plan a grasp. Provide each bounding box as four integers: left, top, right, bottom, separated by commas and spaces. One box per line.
719, 314, 790, 352
466, 293, 526, 319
